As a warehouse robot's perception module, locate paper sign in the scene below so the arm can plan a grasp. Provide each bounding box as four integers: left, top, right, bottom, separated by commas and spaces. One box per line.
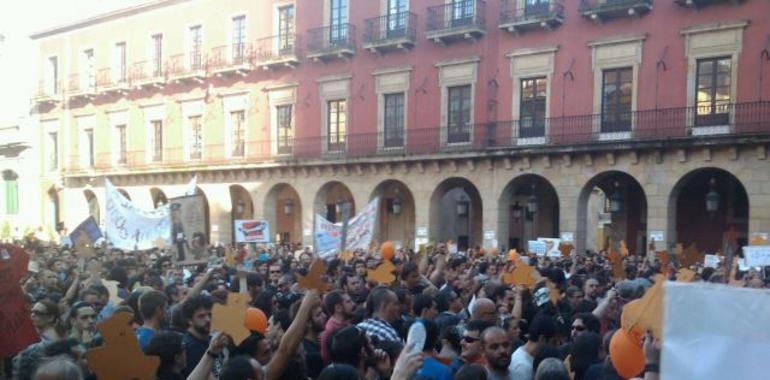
560, 232, 574, 242
416, 227, 428, 238
303, 228, 312, 237
414, 237, 428, 249
743, 246, 770, 267
537, 238, 562, 257
448, 243, 458, 254
484, 230, 496, 240
703, 254, 722, 268
649, 231, 664, 242
234, 220, 270, 243
528, 240, 546, 256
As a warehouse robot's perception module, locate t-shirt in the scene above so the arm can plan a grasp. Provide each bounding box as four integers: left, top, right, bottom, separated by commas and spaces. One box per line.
136, 327, 156, 352
0, 245, 39, 358
416, 356, 453, 380
508, 346, 534, 380
183, 332, 209, 376
303, 338, 324, 379
486, 367, 516, 380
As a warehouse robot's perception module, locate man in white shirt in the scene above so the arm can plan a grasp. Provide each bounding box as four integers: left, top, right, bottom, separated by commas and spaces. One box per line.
509, 314, 557, 380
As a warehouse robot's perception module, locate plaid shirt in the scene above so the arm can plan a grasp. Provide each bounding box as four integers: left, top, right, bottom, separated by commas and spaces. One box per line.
357, 317, 401, 344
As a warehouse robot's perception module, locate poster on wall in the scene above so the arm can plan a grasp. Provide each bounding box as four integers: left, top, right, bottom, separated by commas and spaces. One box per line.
168, 195, 207, 252
234, 220, 270, 243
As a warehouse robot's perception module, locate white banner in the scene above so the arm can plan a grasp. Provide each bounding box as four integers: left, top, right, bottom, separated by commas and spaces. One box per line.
104, 179, 171, 250
537, 237, 562, 257
234, 219, 270, 243
315, 197, 379, 259
743, 246, 770, 267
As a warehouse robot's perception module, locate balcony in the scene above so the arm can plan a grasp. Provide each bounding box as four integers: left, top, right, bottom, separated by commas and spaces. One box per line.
209, 44, 253, 76
363, 12, 417, 54
674, 0, 744, 7
499, 1, 564, 34
427, 0, 486, 44
129, 61, 166, 89
306, 24, 356, 62
96, 68, 129, 95
33, 80, 62, 105
67, 73, 97, 101
579, 0, 652, 22
254, 35, 301, 70
168, 52, 207, 83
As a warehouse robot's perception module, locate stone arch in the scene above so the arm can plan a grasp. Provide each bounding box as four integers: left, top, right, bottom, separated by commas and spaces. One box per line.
229, 184, 255, 243
47, 186, 61, 231
194, 186, 210, 243
577, 170, 648, 254
370, 179, 416, 249
150, 187, 168, 208
498, 174, 560, 252
83, 189, 100, 223
264, 183, 302, 245
313, 181, 356, 223
668, 167, 749, 252
116, 188, 131, 201
429, 177, 483, 251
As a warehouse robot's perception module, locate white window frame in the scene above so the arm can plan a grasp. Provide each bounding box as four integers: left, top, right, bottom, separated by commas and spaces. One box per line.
436, 57, 479, 148
186, 23, 204, 69
45, 56, 58, 95
228, 14, 247, 64
112, 41, 127, 83
80, 48, 96, 90
267, 83, 298, 156
222, 93, 248, 159
272, 3, 296, 53
181, 99, 205, 161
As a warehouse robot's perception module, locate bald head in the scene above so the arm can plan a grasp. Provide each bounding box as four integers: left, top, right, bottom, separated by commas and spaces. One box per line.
472, 298, 497, 324
33, 359, 83, 380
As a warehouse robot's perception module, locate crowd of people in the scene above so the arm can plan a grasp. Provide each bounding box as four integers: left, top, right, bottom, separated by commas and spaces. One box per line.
2, 236, 768, 380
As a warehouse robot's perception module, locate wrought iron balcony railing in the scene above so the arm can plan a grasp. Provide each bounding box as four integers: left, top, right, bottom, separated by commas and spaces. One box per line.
307, 24, 356, 60
129, 61, 166, 88
167, 52, 207, 82
254, 34, 301, 69
499, 0, 564, 32
363, 12, 417, 52
579, 0, 653, 20
209, 43, 253, 75
674, 0, 743, 7
427, 0, 486, 43
34, 80, 61, 103
61, 102, 770, 175
68, 73, 97, 98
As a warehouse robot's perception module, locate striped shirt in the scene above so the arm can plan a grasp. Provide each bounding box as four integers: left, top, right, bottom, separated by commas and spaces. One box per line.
357, 317, 401, 344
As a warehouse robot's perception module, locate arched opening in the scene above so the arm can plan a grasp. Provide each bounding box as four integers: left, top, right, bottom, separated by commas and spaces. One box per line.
578, 171, 647, 254
47, 187, 60, 232
264, 183, 302, 246
430, 177, 483, 251
83, 189, 100, 224
150, 187, 168, 208
230, 185, 254, 243
2, 170, 19, 215
314, 181, 356, 224
669, 168, 748, 252
370, 180, 416, 249
498, 174, 559, 252
117, 188, 131, 201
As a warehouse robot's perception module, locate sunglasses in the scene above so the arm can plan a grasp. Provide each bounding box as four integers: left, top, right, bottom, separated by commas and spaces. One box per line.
462, 335, 480, 343
572, 325, 586, 332
270, 270, 282, 274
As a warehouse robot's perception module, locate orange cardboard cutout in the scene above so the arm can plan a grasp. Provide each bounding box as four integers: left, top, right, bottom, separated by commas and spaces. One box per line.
298, 260, 331, 291
559, 243, 573, 257
153, 237, 167, 250
503, 262, 538, 288
368, 260, 396, 285
339, 250, 354, 263
659, 250, 670, 276
750, 234, 769, 246
679, 243, 703, 269
620, 241, 629, 257
621, 274, 665, 340
86, 312, 159, 380
609, 250, 624, 279
212, 293, 252, 345
507, 249, 519, 263
676, 268, 696, 282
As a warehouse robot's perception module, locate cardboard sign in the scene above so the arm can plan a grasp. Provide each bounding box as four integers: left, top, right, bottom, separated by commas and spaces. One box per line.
86, 312, 159, 380
528, 240, 546, 256
703, 254, 722, 268
0, 244, 39, 357
69, 216, 103, 246
537, 238, 562, 257
743, 246, 770, 267
234, 219, 270, 243
212, 293, 252, 345
621, 274, 664, 339
168, 194, 208, 245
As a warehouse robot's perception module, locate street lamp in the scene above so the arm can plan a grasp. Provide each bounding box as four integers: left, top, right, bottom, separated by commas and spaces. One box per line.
511, 202, 523, 221
609, 181, 623, 213
283, 199, 293, 215
527, 184, 538, 214
706, 178, 720, 213
390, 197, 402, 215
235, 201, 245, 215
456, 194, 469, 217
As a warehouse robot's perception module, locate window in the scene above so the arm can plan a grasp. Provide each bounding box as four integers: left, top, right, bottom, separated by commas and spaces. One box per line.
387, 0, 408, 36
276, 105, 293, 154
230, 110, 245, 157
330, 0, 348, 44
696, 57, 731, 126
327, 99, 347, 151
277, 6, 295, 51
189, 115, 203, 160
520, 77, 547, 138
452, 0, 475, 27
383, 93, 405, 148
115, 125, 127, 165
447, 85, 472, 143
82, 49, 95, 90
2, 171, 18, 215
524, 0, 550, 16
152, 34, 163, 77
115, 42, 126, 82
232, 16, 246, 63
48, 132, 58, 171
601, 67, 633, 133
85, 129, 95, 167
189, 26, 203, 69
47, 57, 58, 94
151, 120, 163, 162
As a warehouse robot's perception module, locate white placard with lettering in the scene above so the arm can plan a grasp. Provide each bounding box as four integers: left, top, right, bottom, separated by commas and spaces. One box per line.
484, 230, 496, 240
743, 246, 770, 267
703, 254, 722, 268
416, 226, 428, 238
649, 231, 664, 242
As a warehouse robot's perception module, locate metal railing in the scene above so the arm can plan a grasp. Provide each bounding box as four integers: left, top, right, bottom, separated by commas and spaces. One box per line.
579, 0, 653, 12
60, 102, 770, 174
35, 80, 60, 98
307, 24, 356, 55
129, 61, 165, 83
68, 73, 96, 93
209, 43, 253, 70
364, 12, 417, 45
427, 0, 486, 33
500, 0, 564, 24
96, 68, 128, 88
167, 52, 206, 76
254, 34, 300, 63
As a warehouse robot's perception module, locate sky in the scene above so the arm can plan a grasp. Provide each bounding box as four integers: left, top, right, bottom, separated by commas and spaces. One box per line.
0, 0, 147, 125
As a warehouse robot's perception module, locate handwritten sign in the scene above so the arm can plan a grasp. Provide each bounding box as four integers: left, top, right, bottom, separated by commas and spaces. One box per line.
537, 238, 562, 257
315, 198, 379, 259
0, 245, 41, 357
703, 254, 722, 268
105, 179, 171, 250
528, 240, 546, 256
743, 246, 770, 267
649, 231, 664, 242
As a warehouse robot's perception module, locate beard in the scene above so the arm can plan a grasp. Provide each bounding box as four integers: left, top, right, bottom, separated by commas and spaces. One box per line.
193, 323, 210, 336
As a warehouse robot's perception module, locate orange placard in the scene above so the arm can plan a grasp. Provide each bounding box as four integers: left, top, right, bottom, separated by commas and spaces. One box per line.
676, 268, 696, 282
609, 250, 624, 279
620, 240, 629, 257
211, 293, 252, 345
620, 274, 665, 340
507, 249, 519, 263
503, 262, 538, 288
368, 260, 396, 284
298, 260, 331, 291
85, 312, 160, 380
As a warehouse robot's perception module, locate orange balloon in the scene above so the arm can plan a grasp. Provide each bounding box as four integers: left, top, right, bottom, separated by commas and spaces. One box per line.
381, 241, 395, 261
244, 307, 268, 335
609, 329, 645, 379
